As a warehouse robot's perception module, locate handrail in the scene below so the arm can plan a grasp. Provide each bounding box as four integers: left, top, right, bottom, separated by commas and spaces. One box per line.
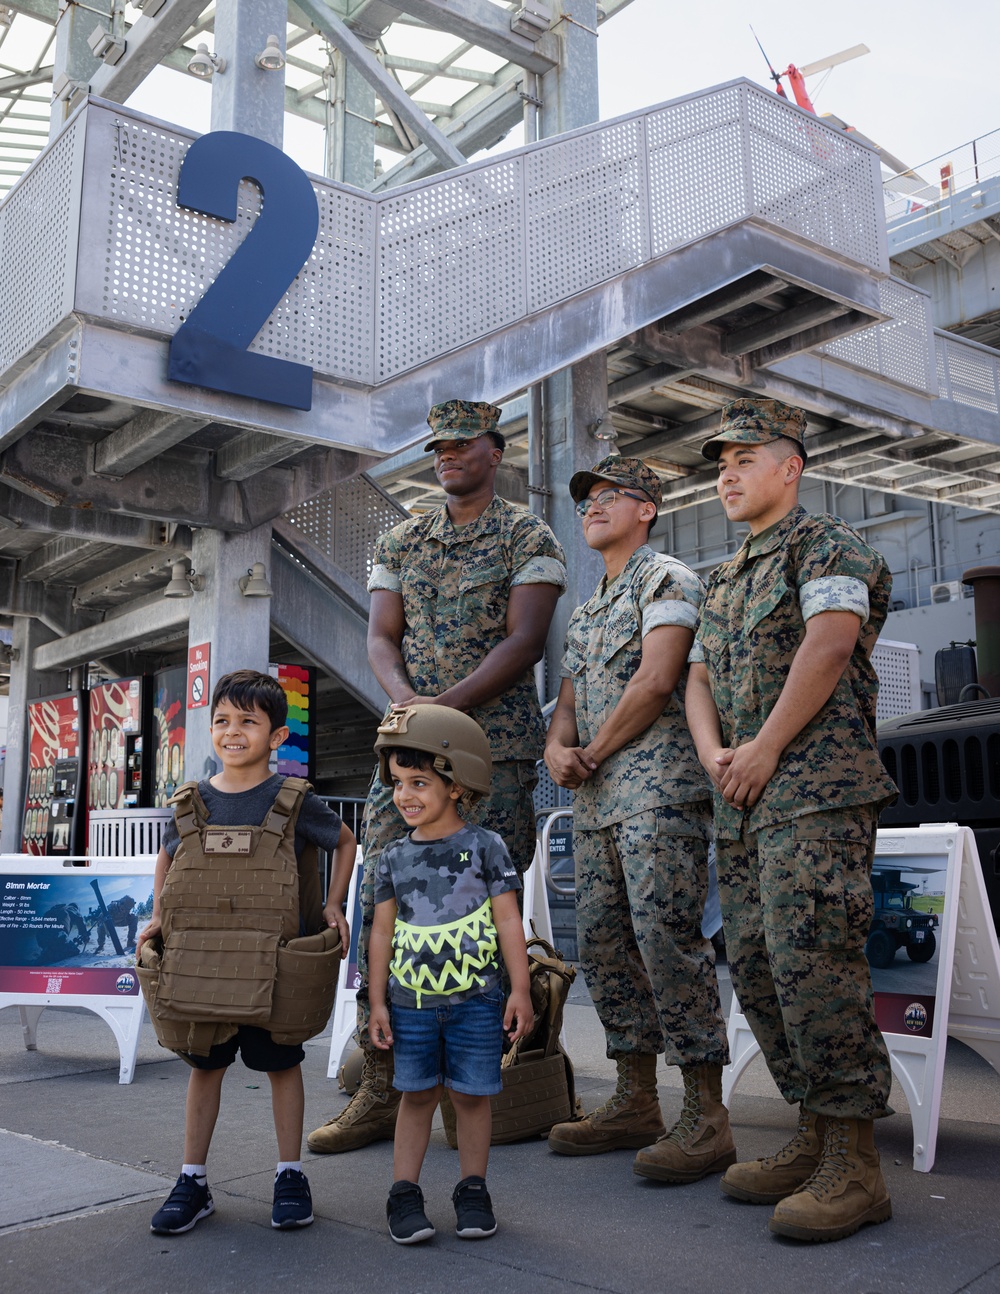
539, 808, 575, 897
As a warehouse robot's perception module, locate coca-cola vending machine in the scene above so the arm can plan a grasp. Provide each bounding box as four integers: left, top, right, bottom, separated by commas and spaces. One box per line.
87, 679, 153, 827
23, 692, 86, 855
152, 665, 186, 806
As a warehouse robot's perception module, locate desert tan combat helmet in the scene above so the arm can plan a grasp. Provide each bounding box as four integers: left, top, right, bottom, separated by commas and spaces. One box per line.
374, 704, 492, 796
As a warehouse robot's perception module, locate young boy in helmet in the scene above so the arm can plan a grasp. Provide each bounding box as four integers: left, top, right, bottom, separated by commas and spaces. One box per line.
367, 704, 533, 1245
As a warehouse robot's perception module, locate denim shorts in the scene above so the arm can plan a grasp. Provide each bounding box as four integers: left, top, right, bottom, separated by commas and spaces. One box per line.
391, 988, 504, 1096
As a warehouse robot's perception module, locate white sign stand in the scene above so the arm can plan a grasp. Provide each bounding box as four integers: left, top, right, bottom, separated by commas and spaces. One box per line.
722, 826, 1000, 1172
0, 854, 156, 1084
326, 842, 556, 1079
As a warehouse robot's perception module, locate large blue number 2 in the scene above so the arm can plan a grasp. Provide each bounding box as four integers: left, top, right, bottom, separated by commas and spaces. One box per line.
168, 132, 320, 412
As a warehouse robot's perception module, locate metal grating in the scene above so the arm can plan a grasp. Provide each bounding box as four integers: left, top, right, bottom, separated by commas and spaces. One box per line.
872, 639, 921, 723
282, 473, 407, 588
819, 277, 936, 393
937, 333, 1000, 414
377, 159, 524, 381
745, 85, 883, 273
646, 87, 745, 256
2, 86, 889, 388
0, 113, 84, 375
525, 117, 649, 313
79, 113, 376, 384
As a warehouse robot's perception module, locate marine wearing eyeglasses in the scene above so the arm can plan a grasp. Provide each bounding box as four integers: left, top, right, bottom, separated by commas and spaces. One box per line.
544, 454, 732, 1181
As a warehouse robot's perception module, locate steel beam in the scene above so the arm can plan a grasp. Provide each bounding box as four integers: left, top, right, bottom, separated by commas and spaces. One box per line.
92, 409, 210, 478
295, 0, 466, 169
88, 0, 208, 104
658, 273, 787, 336
395, 0, 559, 74
34, 593, 190, 671
73, 549, 183, 607
375, 74, 522, 184
19, 536, 112, 584
215, 430, 305, 481
0, 482, 189, 547
722, 298, 850, 356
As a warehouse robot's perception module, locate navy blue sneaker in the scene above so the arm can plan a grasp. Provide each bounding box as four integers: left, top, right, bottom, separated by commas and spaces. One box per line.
150, 1173, 214, 1235
452, 1176, 496, 1239
386, 1180, 435, 1244
272, 1169, 314, 1229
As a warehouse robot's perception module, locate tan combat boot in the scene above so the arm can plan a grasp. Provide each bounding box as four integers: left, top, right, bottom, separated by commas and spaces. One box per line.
767, 1116, 892, 1242
721, 1106, 825, 1204
548, 1053, 664, 1155
633, 1062, 737, 1182
307, 1047, 400, 1154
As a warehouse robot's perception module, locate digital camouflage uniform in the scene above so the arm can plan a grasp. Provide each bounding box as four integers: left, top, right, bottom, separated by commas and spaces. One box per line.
357, 493, 566, 1038
692, 502, 897, 1118
563, 544, 728, 1066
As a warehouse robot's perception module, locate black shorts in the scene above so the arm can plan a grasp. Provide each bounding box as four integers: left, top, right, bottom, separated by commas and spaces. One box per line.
182, 1025, 305, 1073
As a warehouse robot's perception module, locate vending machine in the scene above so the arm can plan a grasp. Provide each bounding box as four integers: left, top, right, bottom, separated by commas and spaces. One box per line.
23, 692, 86, 855
87, 678, 152, 822
152, 665, 186, 806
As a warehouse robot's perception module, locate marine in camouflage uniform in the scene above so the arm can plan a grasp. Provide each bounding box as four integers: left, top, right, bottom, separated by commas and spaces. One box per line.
686, 397, 896, 1242
308, 399, 565, 1155
545, 457, 734, 1183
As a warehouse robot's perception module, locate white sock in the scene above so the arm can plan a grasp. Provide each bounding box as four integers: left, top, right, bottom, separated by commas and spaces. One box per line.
276, 1161, 302, 1177
181, 1163, 207, 1184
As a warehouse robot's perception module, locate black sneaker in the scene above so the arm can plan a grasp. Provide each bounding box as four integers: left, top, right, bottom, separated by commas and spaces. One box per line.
150, 1173, 214, 1235
452, 1176, 496, 1239
272, 1169, 314, 1229
386, 1180, 435, 1244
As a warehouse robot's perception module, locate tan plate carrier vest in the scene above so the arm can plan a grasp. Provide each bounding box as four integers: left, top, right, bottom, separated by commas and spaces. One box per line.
137, 777, 341, 1059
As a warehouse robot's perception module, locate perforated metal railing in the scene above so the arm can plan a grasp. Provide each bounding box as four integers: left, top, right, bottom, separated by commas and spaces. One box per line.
817, 276, 936, 394
282, 472, 407, 588
0, 79, 887, 387
936, 331, 1000, 416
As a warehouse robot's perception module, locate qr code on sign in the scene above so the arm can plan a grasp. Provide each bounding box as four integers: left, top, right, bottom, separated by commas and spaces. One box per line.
45, 977, 63, 994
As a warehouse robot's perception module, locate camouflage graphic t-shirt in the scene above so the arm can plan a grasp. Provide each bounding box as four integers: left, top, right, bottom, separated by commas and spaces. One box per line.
373, 822, 521, 1007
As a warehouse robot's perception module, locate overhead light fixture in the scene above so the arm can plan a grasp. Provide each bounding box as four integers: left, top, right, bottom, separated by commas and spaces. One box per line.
589, 415, 619, 450
163, 560, 204, 599
0, 7, 15, 29
188, 42, 226, 79
255, 33, 285, 71
511, 3, 551, 40
88, 25, 127, 66
238, 562, 273, 598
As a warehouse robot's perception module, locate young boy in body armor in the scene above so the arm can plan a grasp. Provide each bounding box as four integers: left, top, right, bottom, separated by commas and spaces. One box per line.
136, 671, 356, 1235
367, 705, 532, 1245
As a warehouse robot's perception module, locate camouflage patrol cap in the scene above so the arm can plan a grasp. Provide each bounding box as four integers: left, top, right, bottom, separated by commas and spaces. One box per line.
374, 704, 492, 796
701, 397, 808, 461
569, 455, 663, 508
423, 400, 503, 451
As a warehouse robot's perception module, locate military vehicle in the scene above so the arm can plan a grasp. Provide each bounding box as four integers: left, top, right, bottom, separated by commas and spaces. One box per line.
865, 868, 938, 969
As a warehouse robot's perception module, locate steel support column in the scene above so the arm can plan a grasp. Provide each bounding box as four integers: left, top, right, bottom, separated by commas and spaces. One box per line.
0, 619, 64, 852
539, 0, 602, 701
184, 524, 275, 781
211, 0, 287, 148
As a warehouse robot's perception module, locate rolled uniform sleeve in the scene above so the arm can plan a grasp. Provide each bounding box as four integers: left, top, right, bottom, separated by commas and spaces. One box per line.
640, 555, 704, 637
367, 530, 401, 594
687, 634, 706, 665
511, 553, 567, 591
799, 575, 870, 625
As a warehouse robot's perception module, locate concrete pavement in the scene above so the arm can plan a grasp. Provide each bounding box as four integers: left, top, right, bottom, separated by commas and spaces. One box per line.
2, 966, 1000, 1293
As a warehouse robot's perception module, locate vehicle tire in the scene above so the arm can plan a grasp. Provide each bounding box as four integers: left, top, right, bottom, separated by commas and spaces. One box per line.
865, 928, 896, 970
907, 933, 936, 963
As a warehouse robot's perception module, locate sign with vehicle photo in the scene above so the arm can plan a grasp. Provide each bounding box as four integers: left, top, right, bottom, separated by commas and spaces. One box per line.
0, 856, 156, 1083
723, 826, 1000, 1173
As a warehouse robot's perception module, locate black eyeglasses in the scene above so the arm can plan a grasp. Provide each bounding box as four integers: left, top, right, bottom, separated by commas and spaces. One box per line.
575, 487, 648, 518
